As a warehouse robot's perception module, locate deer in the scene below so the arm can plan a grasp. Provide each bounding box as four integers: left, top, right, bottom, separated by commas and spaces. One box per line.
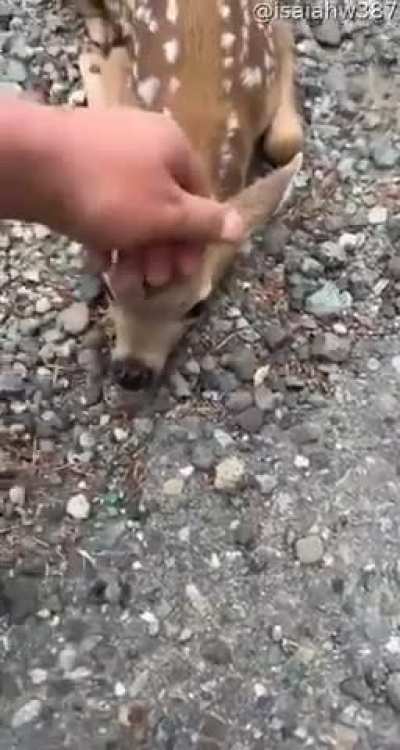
75, 0, 304, 390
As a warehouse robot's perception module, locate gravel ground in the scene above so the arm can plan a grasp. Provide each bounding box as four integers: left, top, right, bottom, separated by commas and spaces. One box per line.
1, 1, 400, 748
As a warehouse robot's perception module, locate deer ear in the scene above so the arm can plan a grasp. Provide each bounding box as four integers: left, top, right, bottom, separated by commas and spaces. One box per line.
231, 152, 303, 234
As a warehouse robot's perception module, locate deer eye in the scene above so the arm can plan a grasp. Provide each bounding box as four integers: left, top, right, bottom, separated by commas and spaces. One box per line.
184, 300, 207, 319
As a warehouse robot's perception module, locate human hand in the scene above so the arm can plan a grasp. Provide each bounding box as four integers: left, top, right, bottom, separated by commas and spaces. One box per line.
50, 106, 245, 287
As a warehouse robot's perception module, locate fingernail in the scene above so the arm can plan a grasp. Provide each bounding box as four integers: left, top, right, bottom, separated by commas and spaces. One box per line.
221, 209, 245, 243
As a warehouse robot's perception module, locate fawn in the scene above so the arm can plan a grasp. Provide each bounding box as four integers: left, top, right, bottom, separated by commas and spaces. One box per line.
76, 0, 304, 389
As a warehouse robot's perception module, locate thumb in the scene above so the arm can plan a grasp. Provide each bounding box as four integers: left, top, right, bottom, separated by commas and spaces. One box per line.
176, 192, 245, 245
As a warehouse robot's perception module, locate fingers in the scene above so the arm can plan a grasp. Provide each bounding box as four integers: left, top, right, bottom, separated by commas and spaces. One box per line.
172, 192, 245, 246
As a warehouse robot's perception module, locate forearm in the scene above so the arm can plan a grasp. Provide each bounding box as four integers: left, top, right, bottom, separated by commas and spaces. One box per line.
0, 99, 64, 224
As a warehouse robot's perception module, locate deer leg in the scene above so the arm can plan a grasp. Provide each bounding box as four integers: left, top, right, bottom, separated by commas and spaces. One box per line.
263, 20, 304, 166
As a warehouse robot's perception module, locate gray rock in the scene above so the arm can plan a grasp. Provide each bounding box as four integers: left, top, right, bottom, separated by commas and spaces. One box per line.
0, 577, 38, 623
387, 673, 400, 712
264, 323, 289, 351
226, 347, 256, 382
370, 136, 399, 169
235, 407, 264, 433
388, 256, 400, 280
226, 390, 253, 413
59, 302, 90, 335
200, 713, 228, 743
76, 273, 103, 303
0, 372, 25, 399
291, 422, 322, 445
201, 637, 232, 665
311, 333, 351, 363
305, 282, 353, 318
315, 241, 347, 270
234, 519, 256, 548
254, 386, 277, 412
295, 536, 324, 564
4, 58, 27, 83
312, 16, 341, 47
255, 474, 278, 495
192, 443, 216, 471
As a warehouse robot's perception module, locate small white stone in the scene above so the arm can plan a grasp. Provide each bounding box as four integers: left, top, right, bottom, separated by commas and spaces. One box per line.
114, 681, 127, 697
59, 645, 77, 673
59, 302, 90, 335
35, 297, 51, 314
12, 700, 43, 729
368, 205, 388, 225
140, 611, 160, 636
185, 583, 209, 615
294, 454, 310, 470
66, 493, 90, 520
163, 478, 184, 496
9, 485, 26, 505
114, 427, 129, 443
214, 456, 245, 491
254, 683, 268, 698
29, 669, 47, 685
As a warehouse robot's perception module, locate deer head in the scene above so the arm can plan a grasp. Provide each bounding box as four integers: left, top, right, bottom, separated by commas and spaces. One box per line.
77, 1, 304, 389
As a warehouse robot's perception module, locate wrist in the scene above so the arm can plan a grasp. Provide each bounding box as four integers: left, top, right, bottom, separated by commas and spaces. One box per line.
0, 99, 67, 226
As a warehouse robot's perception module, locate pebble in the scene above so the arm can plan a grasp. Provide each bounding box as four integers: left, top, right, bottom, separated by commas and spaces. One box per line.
185, 583, 209, 616
114, 427, 129, 443
368, 205, 388, 225
163, 478, 184, 496
235, 406, 264, 433
312, 16, 341, 47
201, 637, 232, 665
264, 323, 289, 351
11, 699, 43, 729
29, 669, 47, 686
387, 673, 400, 712
388, 256, 400, 280
296, 535, 324, 565
305, 282, 353, 318
370, 135, 399, 169
8, 485, 26, 505
192, 443, 216, 471
226, 390, 253, 413
66, 493, 91, 520
254, 386, 277, 412
214, 456, 245, 491
59, 302, 90, 335
227, 347, 256, 382
255, 474, 277, 495
294, 454, 310, 470
140, 611, 160, 636
35, 296, 51, 314
311, 333, 351, 363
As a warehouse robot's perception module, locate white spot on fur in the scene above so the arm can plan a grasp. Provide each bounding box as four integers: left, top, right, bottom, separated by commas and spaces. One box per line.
222, 78, 233, 94
264, 51, 273, 73
169, 76, 181, 94
227, 111, 240, 133
164, 38, 179, 64
223, 56, 234, 69
166, 0, 179, 24
137, 76, 160, 106
218, 2, 231, 19
241, 66, 263, 88
221, 32, 235, 50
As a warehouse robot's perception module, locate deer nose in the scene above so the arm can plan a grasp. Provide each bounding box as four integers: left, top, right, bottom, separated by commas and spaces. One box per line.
111, 359, 155, 391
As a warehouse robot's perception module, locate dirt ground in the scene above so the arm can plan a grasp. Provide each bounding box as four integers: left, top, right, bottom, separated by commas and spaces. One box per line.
1, 1, 400, 748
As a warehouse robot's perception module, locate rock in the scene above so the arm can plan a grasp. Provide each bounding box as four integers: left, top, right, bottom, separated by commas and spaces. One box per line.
312, 16, 341, 47
0, 372, 25, 400
163, 478, 184, 496
35, 296, 52, 314
214, 456, 245, 492
387, 672, 400, 712
235, 407, 264, 433
226, 347, 256, 382
76, 273, 103, 303
0, 576, 39, 624
255, 474, 277, 495
200, 713, 228, 743
291, 422, 322, 445
388, 256, 400, 280
140, 610, 160, 637
5, 58, 27, 83
264, 323, 289, 351
305, 282, 352, 318
11, 699, 43, 729
295, 536, 324, 564
388, 216, 400, 243
370, 136, 399, 169
311, 333, 351, 363
334, 725, 360, 749
59, 302, 90, 335
315, 241, 347, 270
66, 493, 91, 520
201, 637, 232, 665
254, 386, 277, 412
9, 485, 26, 506
192, 443, 216, 471
234, 519, 256, 548
226, 390, 253, 413
185, 583, 209, 616
169, 371, 191, 399
369, 205, 388, 225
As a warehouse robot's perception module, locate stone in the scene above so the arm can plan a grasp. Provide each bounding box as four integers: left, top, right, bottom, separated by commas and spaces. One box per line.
235, 407, 264, 433
0, 576, 38, 624
200, 713, 228, 743
305, 282, 352, 318
192, 443, 215, 471
5, 58, 27, 83
214, 456, 245, 492
311, 333, 351, 363
254, 386, 277, 412
227, 347, 256, 382
387, 672, 400, 712
201, 637, 232, 665
370, 136, 399, 169
295, 535, 324, 564
66, 493, 91, 520
264, 323, 289, 351
368, 205, 388, 225
11, 699, 43, 729
312, 17, 341, 47
76, 273, 103, 303
226, 390, 253, 413
59, 302, 90, 335
388, 256, 400, 280
9, 485, 26, 505
163, 478, 184, 496
255, 474, 278, 495
0, 372, 25, 400
315, 241, 347, 269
